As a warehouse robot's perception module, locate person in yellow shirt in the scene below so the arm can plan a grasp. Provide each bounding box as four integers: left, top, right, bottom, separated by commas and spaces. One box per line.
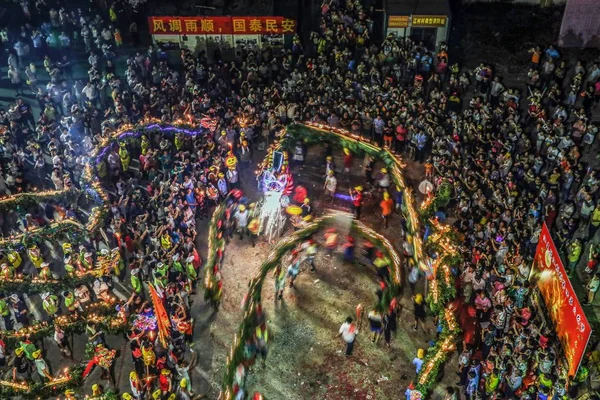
588, 203, 600, 239
7, 250, 22, 270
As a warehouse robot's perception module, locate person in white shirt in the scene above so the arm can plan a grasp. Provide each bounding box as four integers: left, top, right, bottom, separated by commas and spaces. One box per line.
82, 81, 98, 106
323, 170, 337, 202
337, 317, 358, 356
7, 66, 23, 95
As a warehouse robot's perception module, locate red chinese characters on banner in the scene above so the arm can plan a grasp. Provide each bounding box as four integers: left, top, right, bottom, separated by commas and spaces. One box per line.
149, 16, 296, 35
533, 223, 592, 377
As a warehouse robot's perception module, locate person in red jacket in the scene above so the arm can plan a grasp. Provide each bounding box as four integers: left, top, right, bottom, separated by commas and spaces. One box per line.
293, 184, 308, 204
350, 186, 363, 219
159, 368, 172, 395
395, 124, 407, 154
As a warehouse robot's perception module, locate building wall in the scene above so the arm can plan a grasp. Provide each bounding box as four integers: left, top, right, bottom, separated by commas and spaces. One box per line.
435, 21, 449, 45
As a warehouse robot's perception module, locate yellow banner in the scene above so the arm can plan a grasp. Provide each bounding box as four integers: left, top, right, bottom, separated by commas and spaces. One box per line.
412, 15, 447, 27
388, 16, 410, 28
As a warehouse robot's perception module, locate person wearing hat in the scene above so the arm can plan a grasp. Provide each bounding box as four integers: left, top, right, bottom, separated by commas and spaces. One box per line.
413, 294, 426, 331
300, 198, 312, 220
350, 186, 363, 220
129, 370, 143, 399
39, 262, 53, 280
413, 348, 425, 375
64, 255, 77, 277
325, 155, 335, 177
234, 204, 249, 240
373, 251, 391, 282
343, 148, 353, 180
176, 360, 192, 395
324, 228, 338, 257
217, 172, 228, 197
367, 305, 384, 344
41, 292, 60, 319
177, 377, 193, 400
7, 250, 22, 270
27, 245, 44, 269
377, 168, 390, 191
10, 347, 31, 381
226, 162, 240, 189
404, 382, 416, 400
239, 139, 252, 168
323, 169, 337, 203
119, 141, 131, 171
91, 383, 103, 396
184, 255, 198, 286
248, 216, 260, 247
171, 253, 184, 274
159, 368, 172, 395
380, 191, 394, 229
33, 349, 52, 381
1, 263, 14, 279
151, 389, 162, 400
122, 394, 133, 400
142, 341, 156, 374
342, 235, 356, 262
81, 250, 94, 270
64, 389, 77, 400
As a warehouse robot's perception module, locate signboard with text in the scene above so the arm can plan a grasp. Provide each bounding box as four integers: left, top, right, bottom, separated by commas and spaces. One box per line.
411, 15, 447, 27
149, 16, 296, 35
533, 223, 591, 377
388, 16, 410, 28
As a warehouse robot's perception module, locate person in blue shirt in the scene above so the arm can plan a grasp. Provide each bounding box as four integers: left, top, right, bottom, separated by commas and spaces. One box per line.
404, 382, 416, 400
185, 188, 197, 211
464, 360, 480, 399
420, 53, 432, 79
413, 131, 428, 163
545, 45, 560, 60
412, 348, 425, 374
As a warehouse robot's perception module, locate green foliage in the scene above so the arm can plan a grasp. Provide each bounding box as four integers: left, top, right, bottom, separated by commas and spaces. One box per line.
222, 216, 404, 394
419, 180, 453, 223
0, 364, 86, 400
0, 275, 95, 295
417, 223, 463, 396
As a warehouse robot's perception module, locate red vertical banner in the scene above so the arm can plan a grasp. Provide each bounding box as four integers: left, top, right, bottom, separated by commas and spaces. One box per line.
533, 223, 592, 377
149, 285, 170, 348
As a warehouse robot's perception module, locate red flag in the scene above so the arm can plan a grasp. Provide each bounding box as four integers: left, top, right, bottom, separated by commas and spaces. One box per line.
149, 285, 170, 348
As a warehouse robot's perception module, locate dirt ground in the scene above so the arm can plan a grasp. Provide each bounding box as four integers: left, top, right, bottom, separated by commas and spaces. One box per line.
198, 146, 458, 399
